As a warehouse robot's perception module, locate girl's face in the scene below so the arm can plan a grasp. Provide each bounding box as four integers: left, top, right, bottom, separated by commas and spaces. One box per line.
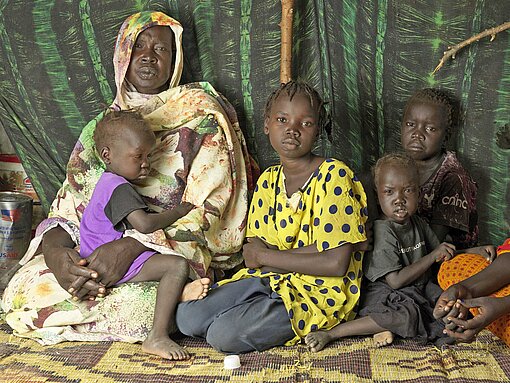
264, 92, 319, 161
126, 26, 174, 94
401, 100, 448, 162
102, 126, 155, 183
376, 164, 419, 224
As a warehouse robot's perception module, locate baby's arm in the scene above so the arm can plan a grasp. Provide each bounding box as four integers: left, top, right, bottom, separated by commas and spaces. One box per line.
243, 238, 354, 277
126, 202, 194, 234
384, 242, 456, 289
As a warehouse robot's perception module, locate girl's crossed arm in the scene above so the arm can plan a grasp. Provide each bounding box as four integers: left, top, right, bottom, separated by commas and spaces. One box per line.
243, 237, 354, 277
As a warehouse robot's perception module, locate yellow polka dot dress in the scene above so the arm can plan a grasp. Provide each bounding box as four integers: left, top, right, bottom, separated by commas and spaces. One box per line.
220, 158, 368, 345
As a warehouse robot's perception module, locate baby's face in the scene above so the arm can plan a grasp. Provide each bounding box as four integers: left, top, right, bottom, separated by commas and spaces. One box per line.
401, 100, 447, 162
376, 164, 419, 224
107, 127, 155, 183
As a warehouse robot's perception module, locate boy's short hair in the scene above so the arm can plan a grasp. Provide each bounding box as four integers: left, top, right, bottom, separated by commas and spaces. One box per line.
373, 153, 419, 189
263, 80, 332, 139
94, 109, 153, 150
404, 88, 456, 142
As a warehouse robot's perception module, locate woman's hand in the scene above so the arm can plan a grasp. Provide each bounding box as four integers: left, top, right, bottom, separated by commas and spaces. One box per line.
433, 283, 472, 320
51, 247, 106, 300
84, 237, 148, 288
43, 226, 104, 300
469, 245, 497, 263
444, 296, 510, 342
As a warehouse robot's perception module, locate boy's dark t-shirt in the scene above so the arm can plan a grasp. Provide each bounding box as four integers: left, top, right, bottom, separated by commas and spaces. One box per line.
363, 215, 440, 288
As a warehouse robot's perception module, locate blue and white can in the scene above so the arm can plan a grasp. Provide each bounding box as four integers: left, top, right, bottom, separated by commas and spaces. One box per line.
0, 191, 33, 260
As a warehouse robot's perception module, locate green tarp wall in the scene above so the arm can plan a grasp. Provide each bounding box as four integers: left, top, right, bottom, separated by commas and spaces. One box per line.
0, 0, 508, 245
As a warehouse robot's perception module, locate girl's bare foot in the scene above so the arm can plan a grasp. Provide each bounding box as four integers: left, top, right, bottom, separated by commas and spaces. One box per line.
373, 331, 393, 347
142, 331, 190, 360
181, 278, 210, 301
304, 331, 333, 352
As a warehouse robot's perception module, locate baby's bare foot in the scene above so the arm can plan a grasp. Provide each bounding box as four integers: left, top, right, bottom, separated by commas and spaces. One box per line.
181, 278, 210, 301
142, 332, 189, 360
373, 331, 393, 347
304, 331, 332, 352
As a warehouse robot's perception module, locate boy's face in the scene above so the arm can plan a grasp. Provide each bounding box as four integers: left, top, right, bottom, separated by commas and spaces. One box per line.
126, 26, 174, 94
401, 100, 447, 162
264, 92, 319, 161
376, 164, 419, 224
101, 125, 155, 183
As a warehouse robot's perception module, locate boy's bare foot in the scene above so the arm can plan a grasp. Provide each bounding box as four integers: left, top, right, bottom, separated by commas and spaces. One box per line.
304, 331, 333, 352
181, 278, 210, 301
373, 331, 393, 347
142, 332, 190, 360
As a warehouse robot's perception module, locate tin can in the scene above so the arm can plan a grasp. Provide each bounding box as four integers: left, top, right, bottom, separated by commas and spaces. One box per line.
0, 191, 33, 259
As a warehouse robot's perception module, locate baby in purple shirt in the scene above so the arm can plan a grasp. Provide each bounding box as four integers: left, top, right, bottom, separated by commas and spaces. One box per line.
80, 110, 209, 360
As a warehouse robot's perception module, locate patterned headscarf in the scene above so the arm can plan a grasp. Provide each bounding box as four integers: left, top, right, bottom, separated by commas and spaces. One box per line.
113, 11, 184, 108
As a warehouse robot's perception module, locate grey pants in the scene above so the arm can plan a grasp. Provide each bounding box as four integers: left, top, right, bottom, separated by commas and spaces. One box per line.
176, 277, 295, 353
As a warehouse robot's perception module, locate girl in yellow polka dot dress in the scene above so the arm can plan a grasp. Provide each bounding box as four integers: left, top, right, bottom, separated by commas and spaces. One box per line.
175, 80, 368, 353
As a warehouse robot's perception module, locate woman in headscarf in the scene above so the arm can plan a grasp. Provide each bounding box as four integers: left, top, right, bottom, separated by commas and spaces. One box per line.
2, 11, 256, 344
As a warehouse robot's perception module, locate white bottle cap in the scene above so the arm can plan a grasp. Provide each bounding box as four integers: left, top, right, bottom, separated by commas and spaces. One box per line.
224, 355, 241, 369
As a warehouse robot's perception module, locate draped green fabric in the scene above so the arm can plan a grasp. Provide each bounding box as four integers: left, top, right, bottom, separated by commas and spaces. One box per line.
0, 0, 508, 244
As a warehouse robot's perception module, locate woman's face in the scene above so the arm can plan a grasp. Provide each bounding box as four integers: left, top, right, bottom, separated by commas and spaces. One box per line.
126, 26, 174, 94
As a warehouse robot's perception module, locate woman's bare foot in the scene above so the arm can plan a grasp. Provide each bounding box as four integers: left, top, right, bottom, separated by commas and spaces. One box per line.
305, 331, 333, 352
142, 331, 190, 360
373, 331, 393, 347
181, 278, 210, 301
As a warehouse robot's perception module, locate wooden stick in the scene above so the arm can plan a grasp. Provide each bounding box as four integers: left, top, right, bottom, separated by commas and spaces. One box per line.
280, 0, 294, 84
433, 21, 510, 75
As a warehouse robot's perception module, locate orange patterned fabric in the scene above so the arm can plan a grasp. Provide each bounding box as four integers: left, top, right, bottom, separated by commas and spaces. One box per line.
497, 238, 510, 256
438, 241, 510, 346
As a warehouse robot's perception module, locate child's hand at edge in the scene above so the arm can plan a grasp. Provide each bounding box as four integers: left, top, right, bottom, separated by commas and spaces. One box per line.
469, 245, 497, 263
431, 242, 456, 262
174, 201, 195, 217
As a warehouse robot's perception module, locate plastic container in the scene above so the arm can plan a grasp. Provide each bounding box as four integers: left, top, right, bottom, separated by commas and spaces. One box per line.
224, 355, 241, 369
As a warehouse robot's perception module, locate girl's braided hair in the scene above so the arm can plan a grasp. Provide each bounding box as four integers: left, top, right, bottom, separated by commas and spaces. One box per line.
263, 80, 332, 140
404, 88, 456, 142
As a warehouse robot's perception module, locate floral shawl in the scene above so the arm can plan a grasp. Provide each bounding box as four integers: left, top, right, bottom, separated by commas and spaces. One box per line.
2, 11, 256, 344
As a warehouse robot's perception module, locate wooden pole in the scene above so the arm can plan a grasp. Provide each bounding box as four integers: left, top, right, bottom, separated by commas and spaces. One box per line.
280, 0, 294, 84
